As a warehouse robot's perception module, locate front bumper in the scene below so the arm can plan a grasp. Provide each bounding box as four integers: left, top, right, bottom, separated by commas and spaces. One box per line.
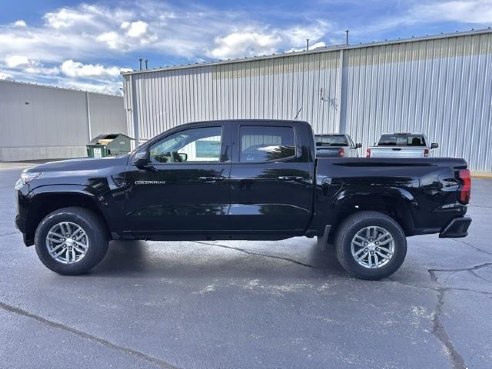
15, 214, 33, 246
439, 217, 472, 238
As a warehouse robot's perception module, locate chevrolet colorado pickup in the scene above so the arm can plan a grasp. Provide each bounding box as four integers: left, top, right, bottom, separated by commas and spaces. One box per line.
15, 120, 472, 280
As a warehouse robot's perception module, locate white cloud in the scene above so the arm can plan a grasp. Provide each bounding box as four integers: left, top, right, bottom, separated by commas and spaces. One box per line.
122, 20, 148, 38
5, 55, 31, 68
284, 22, 330, 46
61, 60, 129, 78
412, 0, 492, 24
354, 0, 492, 36
209, 29, 282, 59
13, 20, 27, 27
0, 71, 13, 80
4, 55, 59, 75
96, 32, 123, 50
208, 21, 331, 59
44, 6, 96, 29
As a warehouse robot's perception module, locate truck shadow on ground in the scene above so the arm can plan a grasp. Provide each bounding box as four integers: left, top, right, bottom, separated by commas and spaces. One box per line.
93, 239, 346, 279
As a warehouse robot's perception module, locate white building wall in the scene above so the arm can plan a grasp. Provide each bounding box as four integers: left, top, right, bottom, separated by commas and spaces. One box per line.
123, 30, 492, 172
0, 80, 127, 161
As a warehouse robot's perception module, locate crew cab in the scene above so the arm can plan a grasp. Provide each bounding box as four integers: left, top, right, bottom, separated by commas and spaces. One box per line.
314, 134, 361, 158
367, 133, 439, 158
15, 120, 471, 280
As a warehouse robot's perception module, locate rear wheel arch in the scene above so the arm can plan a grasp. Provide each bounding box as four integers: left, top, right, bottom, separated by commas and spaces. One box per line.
329, 192, 415, 237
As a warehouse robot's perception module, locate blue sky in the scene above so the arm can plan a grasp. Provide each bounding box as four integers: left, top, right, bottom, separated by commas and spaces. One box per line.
0, 0, 491, 94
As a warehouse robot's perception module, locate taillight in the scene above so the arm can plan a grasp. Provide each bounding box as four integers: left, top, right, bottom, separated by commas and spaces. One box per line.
366, 148, 371, 158
339, 148, 345, 157
458, 169, 471, 204
424, 149, 429, 157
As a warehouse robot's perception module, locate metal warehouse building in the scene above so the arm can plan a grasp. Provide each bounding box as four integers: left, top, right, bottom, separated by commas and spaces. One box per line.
0, 80, 127, 161
123, 29, 492, 172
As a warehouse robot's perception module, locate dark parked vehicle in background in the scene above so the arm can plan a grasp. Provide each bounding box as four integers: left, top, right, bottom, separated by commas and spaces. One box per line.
315, 134, 361, 157
15, 120, 471, 280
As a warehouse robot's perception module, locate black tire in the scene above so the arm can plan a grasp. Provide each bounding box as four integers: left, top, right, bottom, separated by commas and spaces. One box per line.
34, 207, 109, 275
335, 211, 407, 280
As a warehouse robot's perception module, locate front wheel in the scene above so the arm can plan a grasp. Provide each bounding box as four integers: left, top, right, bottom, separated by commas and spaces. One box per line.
34, 207, 109, 275
335, 211, 407, 280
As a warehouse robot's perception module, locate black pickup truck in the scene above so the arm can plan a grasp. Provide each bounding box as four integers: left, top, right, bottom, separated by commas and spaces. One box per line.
15, 120, 472, 280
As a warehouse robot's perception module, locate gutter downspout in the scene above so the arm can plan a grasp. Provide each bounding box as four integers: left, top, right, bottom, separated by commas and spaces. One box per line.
86, 91, 92, 141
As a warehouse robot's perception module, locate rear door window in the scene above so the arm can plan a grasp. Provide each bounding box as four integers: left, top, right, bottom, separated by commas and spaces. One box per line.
239, 126, 296, 162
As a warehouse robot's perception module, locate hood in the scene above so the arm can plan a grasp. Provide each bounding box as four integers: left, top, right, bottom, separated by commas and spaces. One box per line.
26, 155, 129, 173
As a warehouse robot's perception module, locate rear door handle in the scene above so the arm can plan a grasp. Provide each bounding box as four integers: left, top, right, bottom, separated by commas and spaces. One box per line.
199, 176, 225, 182
278, 176, 303, 181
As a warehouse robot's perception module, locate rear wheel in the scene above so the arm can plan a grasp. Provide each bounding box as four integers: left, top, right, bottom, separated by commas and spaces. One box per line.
35, 207, 109, 275
335, 211, 407, 280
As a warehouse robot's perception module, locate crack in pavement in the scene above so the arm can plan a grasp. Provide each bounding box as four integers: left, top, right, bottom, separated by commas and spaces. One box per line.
469, 269, 492, 283
194, 241, 318, 269
426, 262, 492, 369
430, 262, 492, 274
428, 270, 467, 369
392, 263, 492, 369
450, 238, 492, 256
192, 241, 489, 369
442, 286, 492, 297
0, 301, 180, 369
387, 277, 492, 296
0, 231, 20, 237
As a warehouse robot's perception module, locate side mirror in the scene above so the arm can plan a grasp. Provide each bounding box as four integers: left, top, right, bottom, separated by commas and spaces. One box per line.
133, 150, 149, 168
431, 143, 439, 149
356, 143, 362, 149
178, 153, 188, 162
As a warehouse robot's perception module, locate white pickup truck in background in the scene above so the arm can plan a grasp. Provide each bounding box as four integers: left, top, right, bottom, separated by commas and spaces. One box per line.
366, 133, 439, 158
315, 134, 362, 157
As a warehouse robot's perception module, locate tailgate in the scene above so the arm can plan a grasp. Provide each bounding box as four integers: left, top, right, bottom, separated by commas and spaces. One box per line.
316, 148, 341, 157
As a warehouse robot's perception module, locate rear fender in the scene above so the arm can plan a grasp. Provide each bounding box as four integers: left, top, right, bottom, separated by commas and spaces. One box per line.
331, 187, 417, 236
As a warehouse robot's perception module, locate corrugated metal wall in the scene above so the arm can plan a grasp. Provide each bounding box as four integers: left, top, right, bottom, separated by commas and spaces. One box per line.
0, 80, 127, 161
124, 30, 492, 172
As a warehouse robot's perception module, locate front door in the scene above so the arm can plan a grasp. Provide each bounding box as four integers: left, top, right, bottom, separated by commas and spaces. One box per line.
125, 124, 231, 236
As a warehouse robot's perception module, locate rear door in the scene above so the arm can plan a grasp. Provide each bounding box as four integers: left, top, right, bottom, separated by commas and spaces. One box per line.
228, 121, 314, 235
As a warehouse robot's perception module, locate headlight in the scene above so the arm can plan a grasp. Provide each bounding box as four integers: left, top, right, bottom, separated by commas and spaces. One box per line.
15, 171, 42, 190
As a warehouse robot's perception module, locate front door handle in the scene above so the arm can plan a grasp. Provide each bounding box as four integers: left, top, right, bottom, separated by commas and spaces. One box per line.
278, 176, 303, 181
199, 176, 225, 182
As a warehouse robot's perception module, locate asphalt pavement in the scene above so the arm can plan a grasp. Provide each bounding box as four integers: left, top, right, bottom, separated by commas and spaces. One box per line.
0, 163, 491, 369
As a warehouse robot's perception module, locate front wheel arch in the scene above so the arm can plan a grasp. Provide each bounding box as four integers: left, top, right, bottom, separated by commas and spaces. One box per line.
26, 191, 111, 245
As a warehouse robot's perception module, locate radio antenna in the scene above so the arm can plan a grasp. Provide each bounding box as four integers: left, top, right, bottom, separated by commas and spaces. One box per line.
293, 107, 303, 120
